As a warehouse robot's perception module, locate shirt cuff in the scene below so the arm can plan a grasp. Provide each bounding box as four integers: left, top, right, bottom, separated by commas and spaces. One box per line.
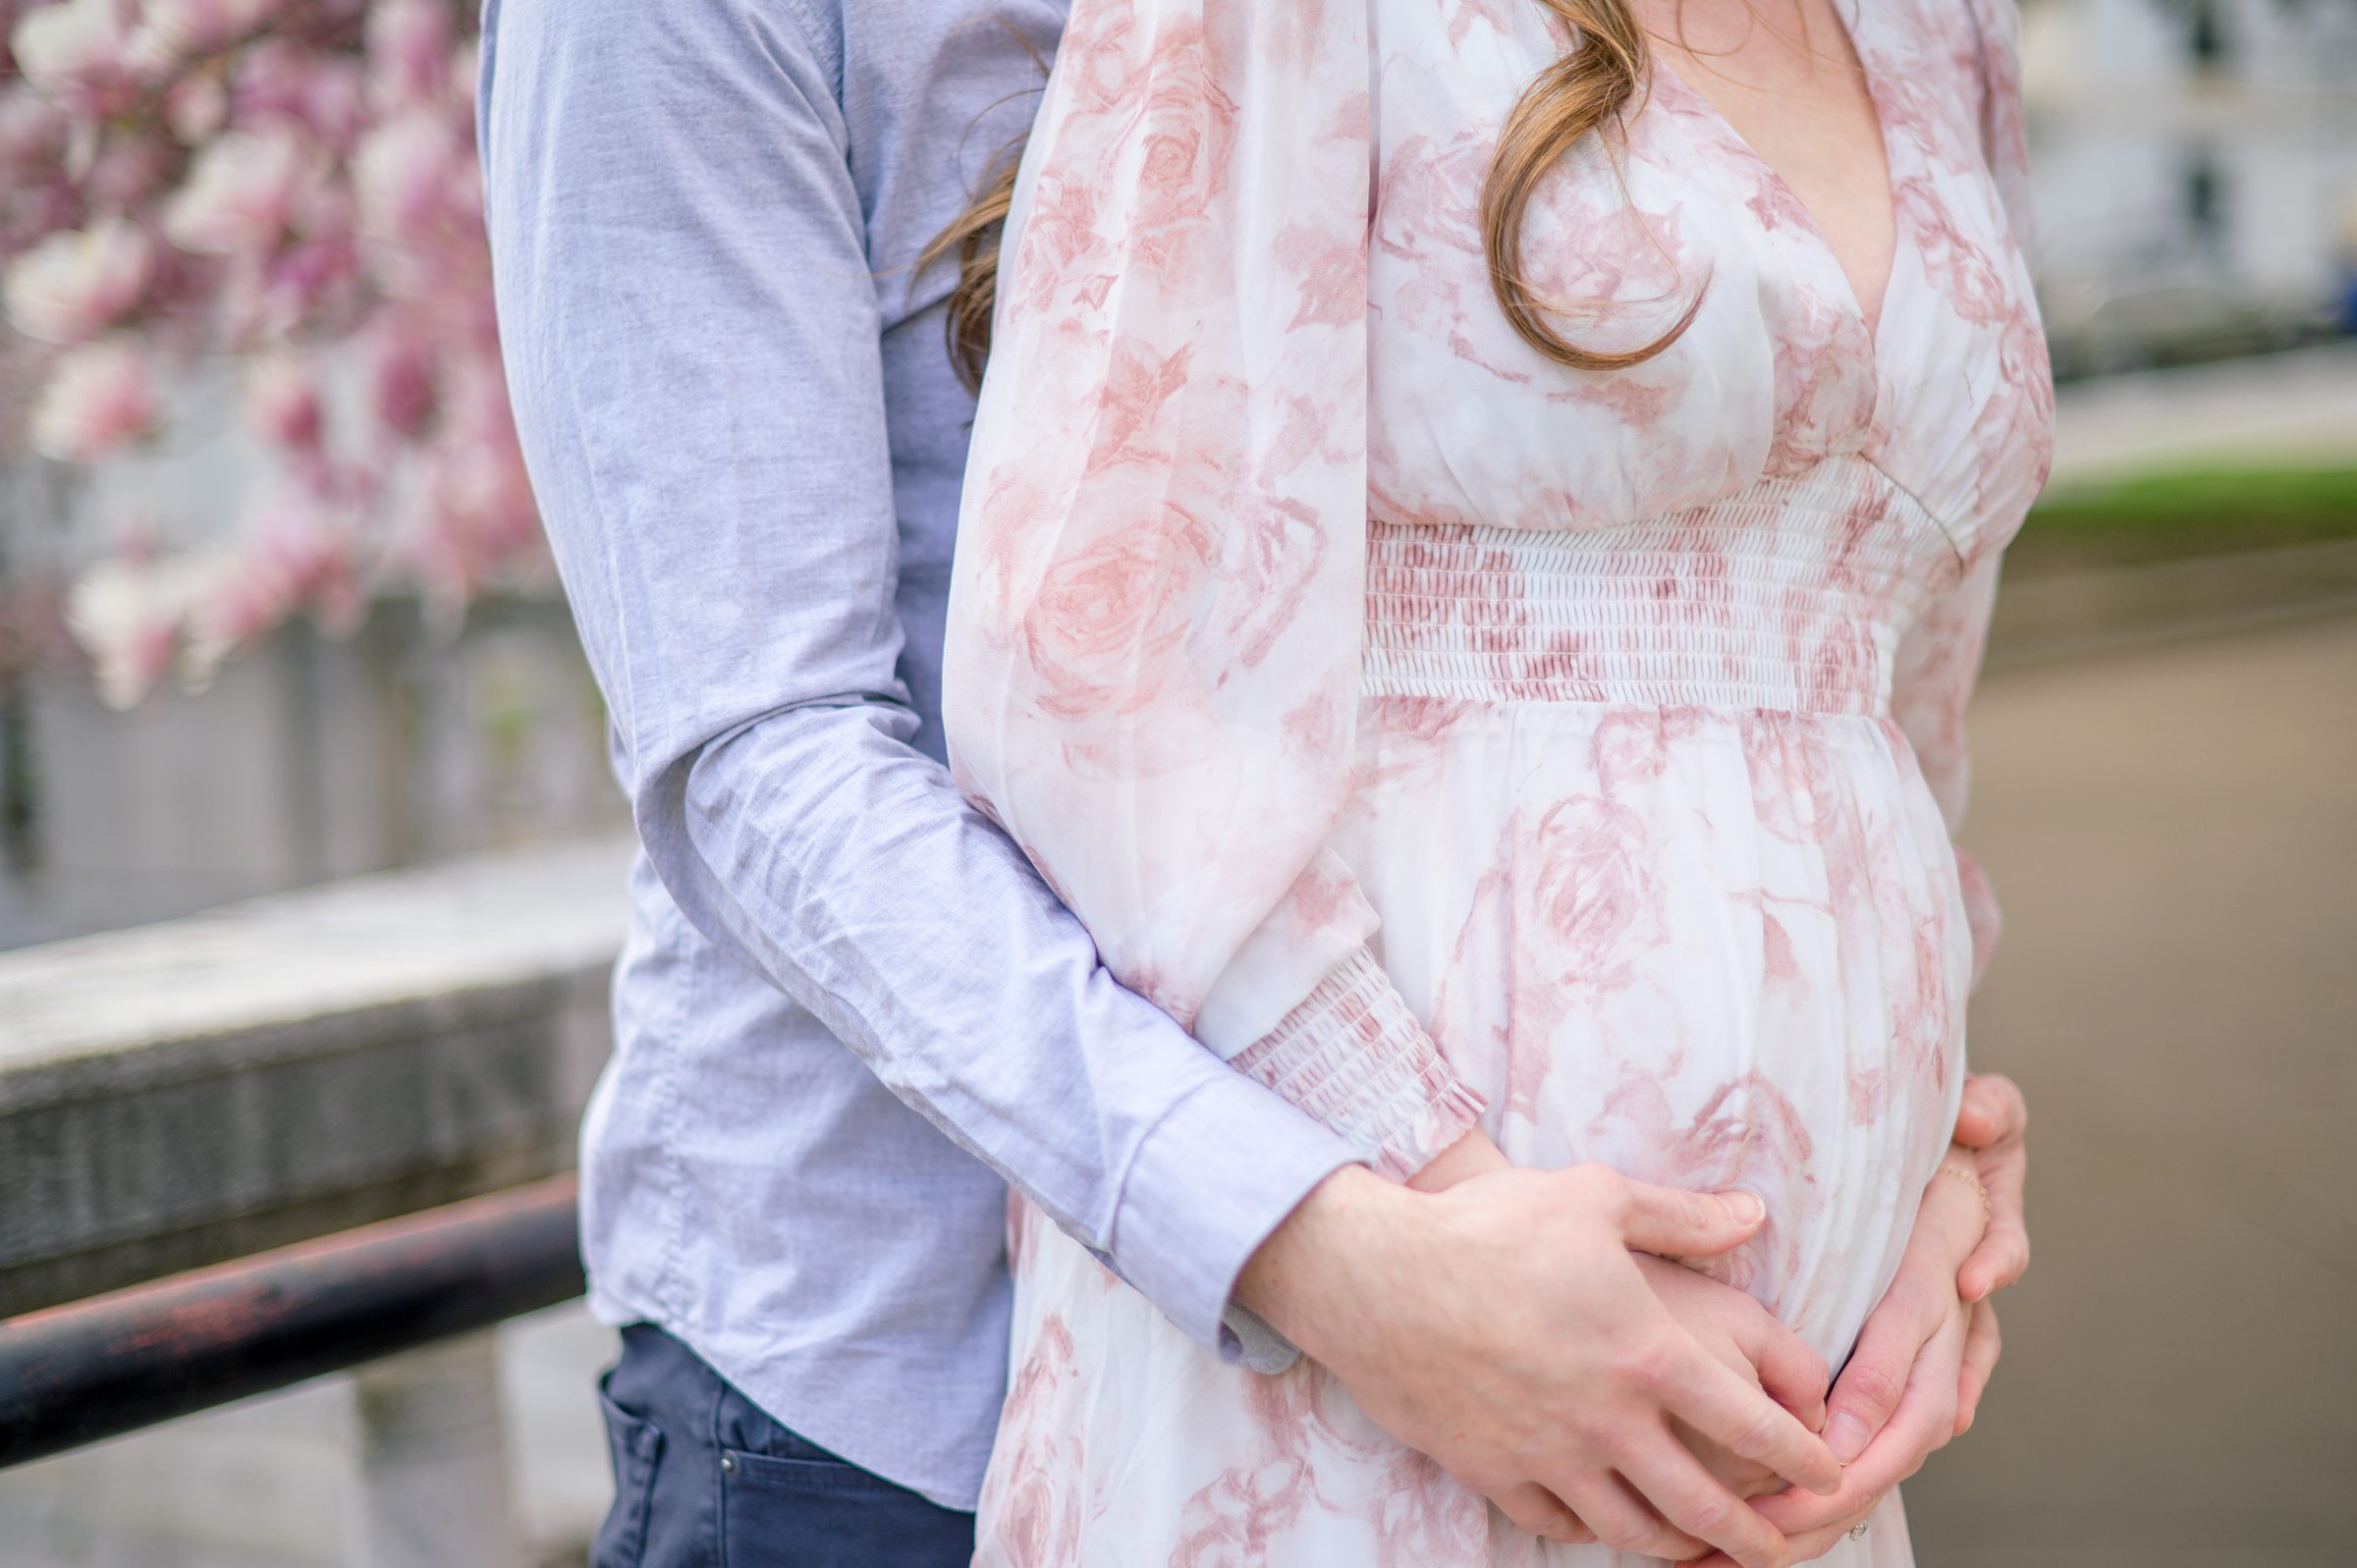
1228, 946, 1487, 1183
1111, 1063, 1357, 1373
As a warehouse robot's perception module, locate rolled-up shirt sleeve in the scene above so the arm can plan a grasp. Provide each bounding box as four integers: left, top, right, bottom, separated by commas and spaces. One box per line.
477, 0, 1353, 1360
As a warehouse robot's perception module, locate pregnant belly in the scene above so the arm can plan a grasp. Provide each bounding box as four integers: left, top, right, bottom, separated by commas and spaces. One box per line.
1339, 701, 1973, 1362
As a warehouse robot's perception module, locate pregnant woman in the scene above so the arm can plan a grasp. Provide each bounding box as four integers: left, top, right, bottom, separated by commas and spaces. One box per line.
943, 0, 2050, 1561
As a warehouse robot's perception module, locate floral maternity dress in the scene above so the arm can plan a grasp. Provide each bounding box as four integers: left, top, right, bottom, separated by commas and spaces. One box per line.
941, 0, 2055, 1561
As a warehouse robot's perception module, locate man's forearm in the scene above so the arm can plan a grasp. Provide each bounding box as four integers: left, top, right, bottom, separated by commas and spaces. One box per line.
477, 0, 1355, 1359
647, 697, 1358, 1352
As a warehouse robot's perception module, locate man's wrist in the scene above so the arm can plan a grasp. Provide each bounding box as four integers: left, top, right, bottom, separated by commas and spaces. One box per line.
1113, 1063, 1356, 1352
1233, 1162, 1402, 1362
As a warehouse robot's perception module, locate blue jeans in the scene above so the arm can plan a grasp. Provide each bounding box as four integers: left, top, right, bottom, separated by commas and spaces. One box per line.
592, 1323, 976, 1568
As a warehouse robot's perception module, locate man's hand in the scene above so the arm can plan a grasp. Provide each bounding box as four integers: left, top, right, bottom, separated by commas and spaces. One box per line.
1238, 1160, 1841, 1568
1396, 1133, 1837, 1555
1638, 1254, 1832, 1501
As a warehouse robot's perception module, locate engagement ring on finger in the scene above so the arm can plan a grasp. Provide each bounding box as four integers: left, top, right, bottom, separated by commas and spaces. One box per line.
1848, 1520, 1871, 1541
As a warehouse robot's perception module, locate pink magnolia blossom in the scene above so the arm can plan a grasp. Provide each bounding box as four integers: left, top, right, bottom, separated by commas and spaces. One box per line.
235, 38, 366, 146
248, 231, 358, 335
84, 133, 177, 207
163, 72, 230, 142
66, 554, 185, 709
295, 56, 366, 145
364, 0, 451, 111
2, 214, 152, 343
243, 351, 320, 448
352, 104, 457, 238
360, 317, 434, 435
9, 0, 133, 110
136, 0, 281, 60
162, 126, 307, 254
185, 492, 359, 671
0, 89, 67, 169
3, 0, 537, 704
30, 336, 156, 460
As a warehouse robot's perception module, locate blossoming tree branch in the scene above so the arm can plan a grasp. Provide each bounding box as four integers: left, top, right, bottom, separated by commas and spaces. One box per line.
1, 0, 539, 705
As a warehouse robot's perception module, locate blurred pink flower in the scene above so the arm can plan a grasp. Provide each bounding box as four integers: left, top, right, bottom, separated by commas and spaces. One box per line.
0, 88, 69, 169
184, 489, 365, 674
183, 553, 284, 667
364, 0, 452, 110
250, 232, 357, 334
30, 337, 157, 460
352, 105, 457, 238
361, 317, 435, 436
243, 351, 320, 448
403, 388, 540, 606
298, 56, 368, 146
4, 0, 543, 698
162, 126, 305, 254
163, 73, 230, 143
137, 0, 281, 60
2, 214, 152, 342
84, 132, 178, 207
10, 0, 134, 109
258, 492, 364, 631
66, 554, 184, 709
233, 39, 366, 145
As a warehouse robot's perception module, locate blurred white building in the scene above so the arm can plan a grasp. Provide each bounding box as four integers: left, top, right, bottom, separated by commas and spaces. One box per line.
2022, 0, 2357, 374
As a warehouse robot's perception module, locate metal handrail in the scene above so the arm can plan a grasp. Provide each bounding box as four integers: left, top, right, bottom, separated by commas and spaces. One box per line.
0, 1174, 583, 1469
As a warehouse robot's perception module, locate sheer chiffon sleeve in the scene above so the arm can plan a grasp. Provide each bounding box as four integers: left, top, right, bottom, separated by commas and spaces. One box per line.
1891, 554, 2003, 992
942, 0, 1483, 1180
1967, 0, 2036, 261
1912, 0, 2035, 993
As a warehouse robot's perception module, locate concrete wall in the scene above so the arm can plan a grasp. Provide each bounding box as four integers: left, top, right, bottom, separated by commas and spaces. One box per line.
0, 837, 630, 1317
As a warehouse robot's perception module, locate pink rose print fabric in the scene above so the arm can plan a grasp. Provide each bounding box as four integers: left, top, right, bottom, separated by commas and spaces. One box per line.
942, 0, 2054, 1560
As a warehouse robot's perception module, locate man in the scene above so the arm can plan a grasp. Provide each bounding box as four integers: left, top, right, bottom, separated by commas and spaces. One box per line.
477, 1, 2032, 1563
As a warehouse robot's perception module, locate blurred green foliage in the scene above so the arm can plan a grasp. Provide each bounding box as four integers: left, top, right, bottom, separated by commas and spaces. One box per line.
2012, 465, 2357, 575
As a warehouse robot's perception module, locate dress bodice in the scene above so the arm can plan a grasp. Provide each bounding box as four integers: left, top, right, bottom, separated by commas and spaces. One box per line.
1368, 0, 2053, 571
947, 0, 2051, 1056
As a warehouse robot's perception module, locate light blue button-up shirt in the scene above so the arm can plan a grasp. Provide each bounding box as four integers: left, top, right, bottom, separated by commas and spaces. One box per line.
477, 0, 1357, 1511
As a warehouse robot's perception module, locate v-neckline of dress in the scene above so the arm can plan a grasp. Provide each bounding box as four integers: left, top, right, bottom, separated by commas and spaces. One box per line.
1643, 0, 1905, 367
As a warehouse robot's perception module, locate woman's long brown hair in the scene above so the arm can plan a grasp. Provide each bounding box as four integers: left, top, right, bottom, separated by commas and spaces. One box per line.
918, 0, 1704, 392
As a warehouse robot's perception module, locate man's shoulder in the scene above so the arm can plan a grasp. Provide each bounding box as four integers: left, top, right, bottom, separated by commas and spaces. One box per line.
834, 0, 1068, 80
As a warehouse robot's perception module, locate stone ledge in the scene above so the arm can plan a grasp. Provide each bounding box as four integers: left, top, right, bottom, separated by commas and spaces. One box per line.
0, 838, 633, 1317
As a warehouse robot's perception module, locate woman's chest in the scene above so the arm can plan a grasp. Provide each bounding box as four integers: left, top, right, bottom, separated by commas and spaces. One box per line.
1366, 0, 2052, 556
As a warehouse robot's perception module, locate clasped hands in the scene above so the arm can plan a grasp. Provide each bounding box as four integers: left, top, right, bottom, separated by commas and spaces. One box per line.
1239, 1073, 2029, 1568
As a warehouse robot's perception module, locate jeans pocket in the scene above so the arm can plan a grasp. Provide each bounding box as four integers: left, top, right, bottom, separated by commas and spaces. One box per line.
718, 1447, 973, 1568
592, 1383, 666, 1568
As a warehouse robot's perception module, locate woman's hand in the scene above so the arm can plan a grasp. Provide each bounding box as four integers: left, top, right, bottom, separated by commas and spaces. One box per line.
1403, 1126, 1512, 1193
1692, 1296, 1980, 1566
1951, 1071, 2030, 1309
1751, 1069, 2028, 1508
1820, 1150, 1992, 1465
1686, 1149, 1992, 1567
